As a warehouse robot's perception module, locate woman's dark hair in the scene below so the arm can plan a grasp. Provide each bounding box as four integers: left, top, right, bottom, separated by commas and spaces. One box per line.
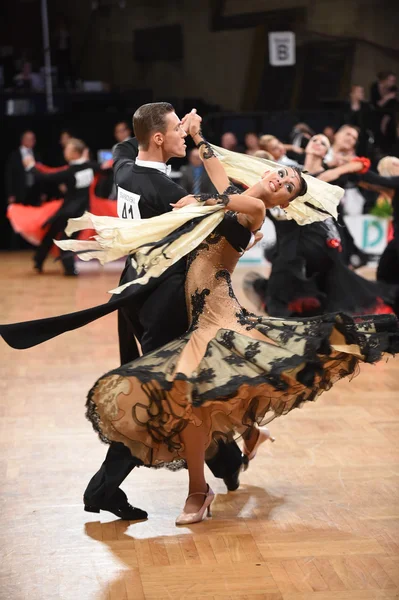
293, 166, 308, 198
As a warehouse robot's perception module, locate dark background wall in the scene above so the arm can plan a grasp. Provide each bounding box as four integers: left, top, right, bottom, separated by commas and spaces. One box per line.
1, 0, 398, 248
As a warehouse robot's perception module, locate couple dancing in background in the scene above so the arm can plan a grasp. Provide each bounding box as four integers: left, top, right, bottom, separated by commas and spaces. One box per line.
1, 104, 399, 525
243, 133, 399, 318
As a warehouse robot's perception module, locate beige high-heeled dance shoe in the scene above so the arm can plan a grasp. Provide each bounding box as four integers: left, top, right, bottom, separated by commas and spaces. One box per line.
175, 485, 215, 526
243, 427, 275, 463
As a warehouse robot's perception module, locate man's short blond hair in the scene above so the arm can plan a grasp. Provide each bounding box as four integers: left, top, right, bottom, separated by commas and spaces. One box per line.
66, 138, 86, 155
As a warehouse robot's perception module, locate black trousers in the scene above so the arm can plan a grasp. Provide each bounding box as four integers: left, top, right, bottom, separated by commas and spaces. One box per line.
84, 264, 243, 507
34, 217, 76, 274
84, 439, 243, 506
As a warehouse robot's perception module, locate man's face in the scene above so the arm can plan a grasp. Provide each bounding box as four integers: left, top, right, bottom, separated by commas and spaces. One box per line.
245, 133, 259, 149
64, 142, 80, 162
114, 123, 131, 143
22, 132, 36, 149
334, 127, 358, 152
189, 148, 202, 167
221, 132, 237, 150
266, 137, 285, 160
351, 86, 364, 101
161, 112, 187, 159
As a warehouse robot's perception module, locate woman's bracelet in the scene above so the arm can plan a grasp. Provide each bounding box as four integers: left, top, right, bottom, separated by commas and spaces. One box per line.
197, 139, 216, 160
194, 193, 229, 207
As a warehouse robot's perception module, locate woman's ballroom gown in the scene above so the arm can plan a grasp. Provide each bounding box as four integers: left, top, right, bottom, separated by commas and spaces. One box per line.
86, 212, 399, 468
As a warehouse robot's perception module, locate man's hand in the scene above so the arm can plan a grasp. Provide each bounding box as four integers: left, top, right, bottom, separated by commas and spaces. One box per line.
170, 195, 198, 210
23, 156, 35, 169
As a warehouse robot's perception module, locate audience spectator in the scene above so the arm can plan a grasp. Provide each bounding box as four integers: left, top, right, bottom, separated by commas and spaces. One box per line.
370, 71, 398, 151
343, 86, 373, 156
259, 134, 301, 167
13, 52, 34, 90
54, 130, 73, 166
221, 132, 243, 152
180, 148, 217, 195
323, 125, 336, 145
113, 121, 133, 148
344, 86, 370, 125
6, 131, 42, 205
244, 132, 260, 155
324, 124, 359, 167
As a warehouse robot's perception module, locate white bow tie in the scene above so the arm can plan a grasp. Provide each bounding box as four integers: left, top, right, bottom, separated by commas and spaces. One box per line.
165, 165, 172, 177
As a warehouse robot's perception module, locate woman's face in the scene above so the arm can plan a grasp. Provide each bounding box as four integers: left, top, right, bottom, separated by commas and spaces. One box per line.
306, 134, 330, 158
245, 133, 259, 149
261, 167, 302, 208
265, 137, 285, 160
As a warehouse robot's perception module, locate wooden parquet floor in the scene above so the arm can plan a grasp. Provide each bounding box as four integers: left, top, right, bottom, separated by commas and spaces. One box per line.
0, 251, 398, 600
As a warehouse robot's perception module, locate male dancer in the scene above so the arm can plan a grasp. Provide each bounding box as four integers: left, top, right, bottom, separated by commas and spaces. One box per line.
1, 104, 256, 521
23, 138, 101, 276
83, 103, 251, 520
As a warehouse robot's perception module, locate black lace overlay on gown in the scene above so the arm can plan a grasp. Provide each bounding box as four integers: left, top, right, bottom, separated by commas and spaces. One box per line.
190, 288, 210, 330
216, 269, 235, 299
186, 232, 222, 272
223, 184, 241, 195
84, 207, 399, 470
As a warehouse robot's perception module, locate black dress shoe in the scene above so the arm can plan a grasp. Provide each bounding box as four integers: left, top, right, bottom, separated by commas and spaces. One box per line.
84, 501, 148, 521
223, 466, 241, 492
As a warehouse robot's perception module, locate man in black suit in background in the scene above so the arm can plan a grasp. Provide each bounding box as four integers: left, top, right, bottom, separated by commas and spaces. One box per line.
179, 147, 217, 195
6, 131, 42, 206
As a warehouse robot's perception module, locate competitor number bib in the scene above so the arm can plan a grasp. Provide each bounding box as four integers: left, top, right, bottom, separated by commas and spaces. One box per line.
117, 186, 142, 219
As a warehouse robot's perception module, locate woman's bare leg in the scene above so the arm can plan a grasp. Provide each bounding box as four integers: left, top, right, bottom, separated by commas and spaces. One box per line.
179, 419, 208, 513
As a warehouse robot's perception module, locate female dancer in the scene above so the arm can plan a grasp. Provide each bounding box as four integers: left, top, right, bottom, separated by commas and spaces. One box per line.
59, 125, 399, 525
243, 134, 399, 317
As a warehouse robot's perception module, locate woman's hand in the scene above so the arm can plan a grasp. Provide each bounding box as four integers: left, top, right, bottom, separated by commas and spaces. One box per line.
181, 108, 202, 137
246, 231, 263, 250
170, 195, 198, 210
344, 159, 368, 174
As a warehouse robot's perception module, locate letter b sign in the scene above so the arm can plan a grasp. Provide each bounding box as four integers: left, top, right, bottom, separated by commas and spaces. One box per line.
269, 32, 296, 66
